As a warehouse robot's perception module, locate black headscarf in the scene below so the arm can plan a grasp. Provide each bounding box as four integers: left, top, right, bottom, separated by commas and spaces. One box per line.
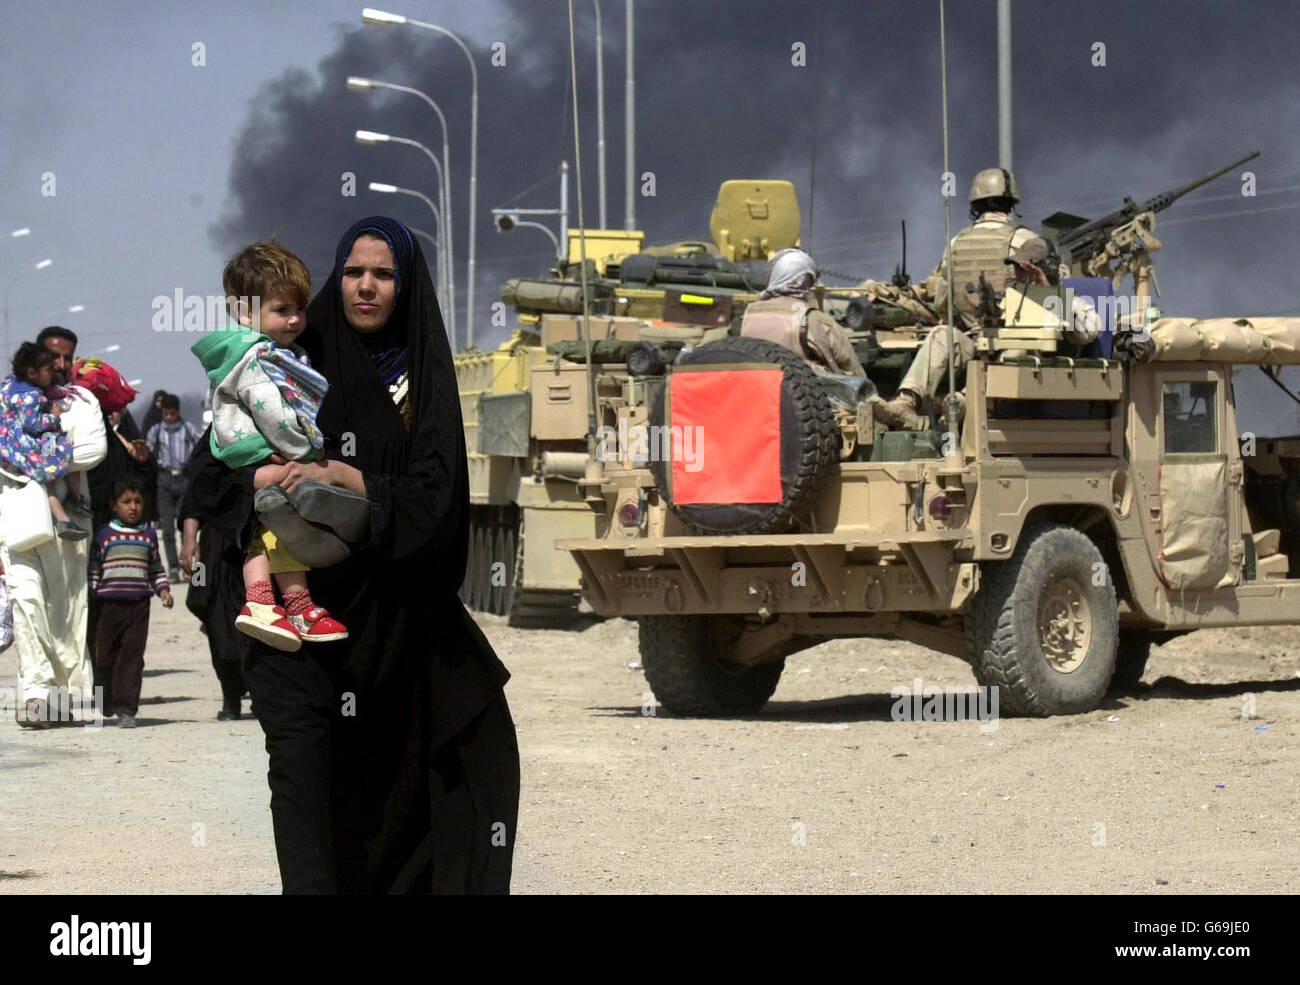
330, 216, 415, 385
304, 214, 467, 580
303, 215, 507, 742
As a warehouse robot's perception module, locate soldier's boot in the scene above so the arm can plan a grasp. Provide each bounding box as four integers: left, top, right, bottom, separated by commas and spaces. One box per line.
868, 389, 926, 431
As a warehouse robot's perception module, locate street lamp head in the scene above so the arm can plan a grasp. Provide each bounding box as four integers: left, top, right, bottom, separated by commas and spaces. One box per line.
362, 8, 407, 26
68, 305, 85, 313
34, 258, 52, 270
346, 76, 374, 92
10, 228, 31, 238
355, 129, 391, 145
369, 182, 399, 194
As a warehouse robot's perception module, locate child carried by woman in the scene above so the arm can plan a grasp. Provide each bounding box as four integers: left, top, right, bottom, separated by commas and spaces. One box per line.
0, 342, 89, 540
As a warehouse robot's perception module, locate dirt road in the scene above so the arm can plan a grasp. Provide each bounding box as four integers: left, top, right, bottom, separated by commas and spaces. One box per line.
2, 587, 1297, 893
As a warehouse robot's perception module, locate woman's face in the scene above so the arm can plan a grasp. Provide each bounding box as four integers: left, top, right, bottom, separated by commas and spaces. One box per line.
341, 234, 397, 333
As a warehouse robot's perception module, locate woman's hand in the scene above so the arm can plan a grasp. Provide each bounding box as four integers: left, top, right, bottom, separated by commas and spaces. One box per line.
128, 439, 149, 462
180, 519, 201, 576
277, 459, 366, 495
253, 462, 294, 491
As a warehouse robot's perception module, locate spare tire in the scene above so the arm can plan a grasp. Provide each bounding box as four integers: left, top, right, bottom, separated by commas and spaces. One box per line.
649, 336, 839, 535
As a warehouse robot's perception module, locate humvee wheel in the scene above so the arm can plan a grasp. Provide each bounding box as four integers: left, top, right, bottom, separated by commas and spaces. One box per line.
1109, 632, 1152, 692
639, 615, 785, 716
1037, 575, 1092, 672
970, 523, 1118, 716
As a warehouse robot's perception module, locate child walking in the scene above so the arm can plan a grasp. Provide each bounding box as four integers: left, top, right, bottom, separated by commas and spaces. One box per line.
89, 476, 173, 727
191, 240, 349, 651
0, 342, 88, 539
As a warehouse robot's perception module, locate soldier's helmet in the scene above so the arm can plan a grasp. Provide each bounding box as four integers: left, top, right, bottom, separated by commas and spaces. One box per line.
969, 168, 1020, 205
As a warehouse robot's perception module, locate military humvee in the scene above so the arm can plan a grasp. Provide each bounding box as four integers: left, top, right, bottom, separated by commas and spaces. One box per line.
455, 179, 806, 626
558, 297, 1300, 717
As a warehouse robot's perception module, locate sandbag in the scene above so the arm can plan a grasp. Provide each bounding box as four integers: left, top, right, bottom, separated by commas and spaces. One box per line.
1150, 316, 1300, 364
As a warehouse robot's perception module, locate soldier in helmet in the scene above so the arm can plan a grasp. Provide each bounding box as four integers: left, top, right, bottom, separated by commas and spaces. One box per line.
928, 167, 1049, 327
740, 247, 866, 376
870, 234, 1100, 431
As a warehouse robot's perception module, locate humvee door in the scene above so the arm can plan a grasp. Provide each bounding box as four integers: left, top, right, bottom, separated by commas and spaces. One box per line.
1146, 367, 1243, 589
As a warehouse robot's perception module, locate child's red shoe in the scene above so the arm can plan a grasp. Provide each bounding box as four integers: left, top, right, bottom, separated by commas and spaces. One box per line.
235, 602, 303, 652
288, 606, 349, 643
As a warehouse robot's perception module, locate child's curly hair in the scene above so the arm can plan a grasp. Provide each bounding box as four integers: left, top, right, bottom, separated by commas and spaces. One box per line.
223, 239, 312, 314
12, 341, 56, 380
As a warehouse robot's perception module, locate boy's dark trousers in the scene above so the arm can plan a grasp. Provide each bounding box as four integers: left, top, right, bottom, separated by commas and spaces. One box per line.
94, 598, 151, 717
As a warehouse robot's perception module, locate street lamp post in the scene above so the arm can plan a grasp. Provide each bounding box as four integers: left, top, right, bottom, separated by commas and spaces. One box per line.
490, 160, 570, 263
593, 0, 606, 229
368, 182, 452, 344
362, 8, 480, 350
408, 226, 450, 322
355, 129, 450, 329
347, 76, 456, 347
493, 212, 561, 259
4, 257, 53, 358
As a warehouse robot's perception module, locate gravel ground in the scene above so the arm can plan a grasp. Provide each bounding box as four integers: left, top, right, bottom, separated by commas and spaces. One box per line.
2, 585, 1297, 894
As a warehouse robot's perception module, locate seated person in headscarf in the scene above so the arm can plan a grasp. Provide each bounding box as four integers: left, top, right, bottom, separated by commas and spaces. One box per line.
740, 247, 866, 376
192, 241, 359, 652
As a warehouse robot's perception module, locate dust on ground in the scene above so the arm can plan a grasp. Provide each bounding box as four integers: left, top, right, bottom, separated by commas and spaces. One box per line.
1, 586, 1296, 893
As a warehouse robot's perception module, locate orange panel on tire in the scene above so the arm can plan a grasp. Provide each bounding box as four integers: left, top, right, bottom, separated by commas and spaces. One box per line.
670, 369, 782, 504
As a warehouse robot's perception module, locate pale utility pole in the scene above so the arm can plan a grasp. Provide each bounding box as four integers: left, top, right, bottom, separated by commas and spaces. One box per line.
623, 0, 635, 230
998, 0, 1012, 172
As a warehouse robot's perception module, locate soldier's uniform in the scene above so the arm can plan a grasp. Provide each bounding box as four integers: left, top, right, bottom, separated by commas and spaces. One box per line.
740, 248, 866, 376
741, 297, 865, 376
927, 212, 1043, 328
877, 230, 1099, 431
925, 168, 1052, 329
897, 286, 1100, 401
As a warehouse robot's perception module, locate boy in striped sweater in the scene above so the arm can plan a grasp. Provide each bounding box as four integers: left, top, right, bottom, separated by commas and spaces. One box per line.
89, 476, 173, 727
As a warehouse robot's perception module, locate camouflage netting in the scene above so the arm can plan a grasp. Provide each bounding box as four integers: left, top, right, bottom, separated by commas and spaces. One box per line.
1150, 317, 1300, 363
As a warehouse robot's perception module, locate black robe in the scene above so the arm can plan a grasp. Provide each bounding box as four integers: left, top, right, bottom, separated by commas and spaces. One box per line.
181, 427, 252, 710
190, 218, 518, 893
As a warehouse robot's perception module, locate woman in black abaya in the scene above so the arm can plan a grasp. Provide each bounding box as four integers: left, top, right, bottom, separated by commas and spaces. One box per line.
193, 217, 519, 893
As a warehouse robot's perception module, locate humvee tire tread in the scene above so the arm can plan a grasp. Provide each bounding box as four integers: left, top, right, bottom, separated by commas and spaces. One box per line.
970, 523, 1118, 716
650, 336, 839, 535
639, 615, 784, 716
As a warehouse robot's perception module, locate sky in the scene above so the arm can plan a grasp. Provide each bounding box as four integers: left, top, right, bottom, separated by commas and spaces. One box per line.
3, 0, 1300, 430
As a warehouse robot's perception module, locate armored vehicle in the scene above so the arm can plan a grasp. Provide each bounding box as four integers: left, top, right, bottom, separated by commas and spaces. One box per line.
559, 157, 1291, 717
455, 180, 804, 625
562, 307, 1300, 716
